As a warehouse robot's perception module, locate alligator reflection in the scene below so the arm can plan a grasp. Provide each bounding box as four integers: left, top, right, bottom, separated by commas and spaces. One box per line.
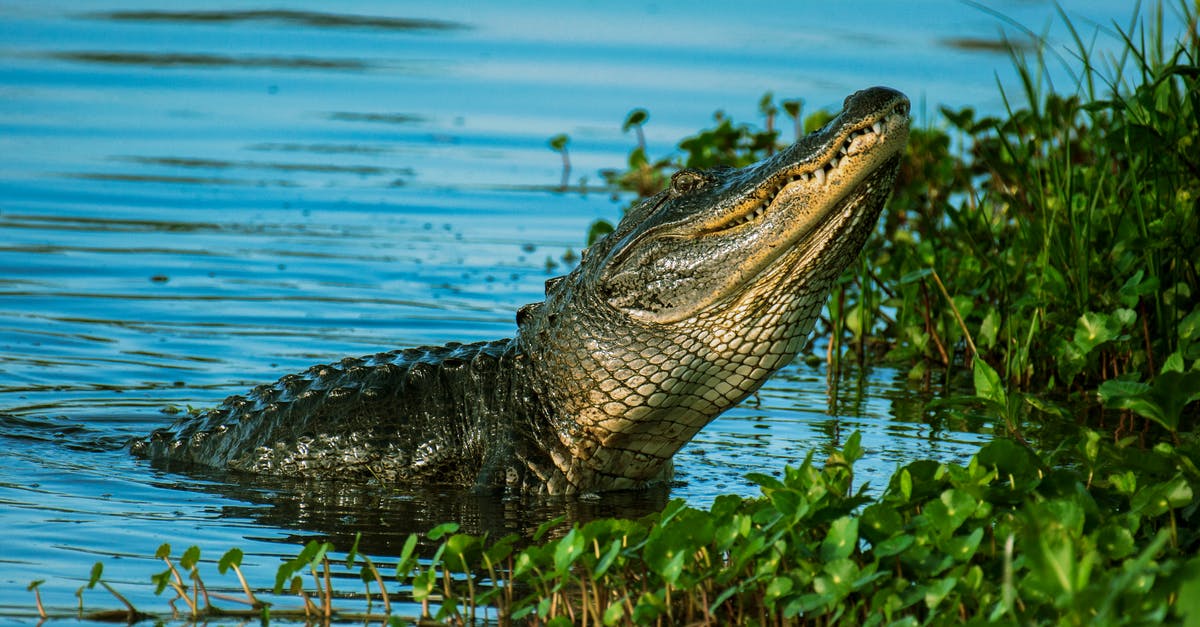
155, 465, 671, 556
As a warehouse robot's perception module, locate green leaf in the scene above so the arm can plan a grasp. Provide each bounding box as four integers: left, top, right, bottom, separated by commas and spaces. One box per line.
972, 358, 1008, 408
860, 503, 903, 543
410, 569, 435, 602
150, 570, 171, 595
87, 562, 103, 588
444, 533, 481, 573
1172, 557, 1200, 624
586, 219, 615, 246
765, 575, 794, 604
553, 527, 585, 574
1098, 379, 1152, 402
1117, 269, 1159, 308
873, 534, 914, 558
943, 527, 984, 562
484, 534, 517, 567
622, 108, 649, 131
979, 307, 1001, 349
632, 590, 667, 623
1100, 370, 1200, 432
815, 558, 859, 600
843, 430, 864, 464
303, 541, 332, 569
924, 489, 978, 534
181, 546, 201, 570
924, 576, 957, 609
1073, 311, 1122, 355
786, 592, 834, 616
657, 551, 687, 585
1162, 350, 1185, 373
603, 597, 627, 625
644, 528, 688, 585
533, 515, 566, 542
1132, 475, 1194, 516
395, 533, 419, 578
976, 438, 1040, 487
746, 472, 785, 490
345, 532, 361, 568
594, 539, 622, 578
1079, 429, 1102, 465
1179, 308, 1200, 342
427, 521, 460, 541
155, 544, 171, 560
821, 516, 859, 561
1096, 524, 1135, 559
218, 548, 243, 574
769, 489, 807, 520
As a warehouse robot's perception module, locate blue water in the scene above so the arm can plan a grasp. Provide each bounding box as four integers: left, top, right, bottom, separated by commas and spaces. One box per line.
0, 1, 1182, 622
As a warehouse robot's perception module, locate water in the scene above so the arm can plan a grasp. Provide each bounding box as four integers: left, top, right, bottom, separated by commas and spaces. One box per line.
0, 1, 1181, 621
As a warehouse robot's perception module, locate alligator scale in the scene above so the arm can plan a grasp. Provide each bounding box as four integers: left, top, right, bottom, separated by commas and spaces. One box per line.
134, 87, 910, 495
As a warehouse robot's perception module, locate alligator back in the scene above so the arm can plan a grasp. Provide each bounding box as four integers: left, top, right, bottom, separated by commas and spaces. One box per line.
133, 339, 525, 488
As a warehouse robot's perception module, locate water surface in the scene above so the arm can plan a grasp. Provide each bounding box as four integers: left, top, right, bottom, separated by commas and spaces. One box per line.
0, 1, 1179, 621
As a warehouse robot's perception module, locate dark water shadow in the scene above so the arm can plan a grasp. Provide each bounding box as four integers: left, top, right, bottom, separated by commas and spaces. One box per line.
82, 9, 470, 33
146, 462, 672, 557
48, 51, 375, 72
939, 36, 1033, 53
111, 155, 415, 177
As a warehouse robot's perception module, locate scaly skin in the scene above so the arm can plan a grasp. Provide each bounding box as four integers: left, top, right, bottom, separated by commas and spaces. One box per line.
134, 87, 910, 495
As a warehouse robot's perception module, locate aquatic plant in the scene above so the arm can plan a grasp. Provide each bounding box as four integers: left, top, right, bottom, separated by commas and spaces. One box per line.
548, 133, 571, 191
39, 431, 1200, 624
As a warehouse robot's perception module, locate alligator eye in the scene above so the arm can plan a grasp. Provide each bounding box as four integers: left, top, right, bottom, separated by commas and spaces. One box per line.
669, 169, 707, 196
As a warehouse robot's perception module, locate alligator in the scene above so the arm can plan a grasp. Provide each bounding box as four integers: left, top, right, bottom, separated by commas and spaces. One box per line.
132, 86, 910, 495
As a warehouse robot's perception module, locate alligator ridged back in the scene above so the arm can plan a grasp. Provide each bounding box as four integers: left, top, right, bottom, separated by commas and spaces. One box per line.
133, 339, 523, 487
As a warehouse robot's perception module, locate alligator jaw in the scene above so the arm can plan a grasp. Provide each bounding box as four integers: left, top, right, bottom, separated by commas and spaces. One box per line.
599, 87, 911, 325
717, 97, 910, 236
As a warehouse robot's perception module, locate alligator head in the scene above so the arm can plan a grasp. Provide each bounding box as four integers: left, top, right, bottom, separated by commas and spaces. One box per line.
517, 86, 910, 494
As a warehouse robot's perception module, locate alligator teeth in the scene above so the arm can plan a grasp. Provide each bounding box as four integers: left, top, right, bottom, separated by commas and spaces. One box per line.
829, 157, 840, 169
813, 168, 826, 185
872, 121, 883, 135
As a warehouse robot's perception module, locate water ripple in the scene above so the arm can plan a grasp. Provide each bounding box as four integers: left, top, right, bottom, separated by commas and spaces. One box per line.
84, 9, 470, 32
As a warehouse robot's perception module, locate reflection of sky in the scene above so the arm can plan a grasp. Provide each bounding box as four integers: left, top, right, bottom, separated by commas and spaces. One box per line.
675, 359, 995, 507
